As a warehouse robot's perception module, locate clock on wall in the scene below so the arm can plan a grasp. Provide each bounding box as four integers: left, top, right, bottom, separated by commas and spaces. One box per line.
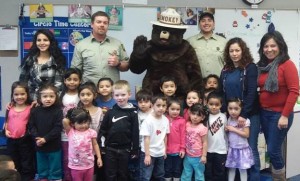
243, 0, 264, 6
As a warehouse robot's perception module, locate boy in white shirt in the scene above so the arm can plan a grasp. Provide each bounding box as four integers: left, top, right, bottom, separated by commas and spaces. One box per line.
205, 91, 228, 181
140, 94, 170, 181
128, 89, 152, 181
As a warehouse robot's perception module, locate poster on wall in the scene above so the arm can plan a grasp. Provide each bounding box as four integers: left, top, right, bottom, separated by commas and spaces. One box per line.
30, 4, 53, 22
105, 6, 123, 30
68, 4, 92, 23
156, 7, 203, 26
20, 17, 91, 67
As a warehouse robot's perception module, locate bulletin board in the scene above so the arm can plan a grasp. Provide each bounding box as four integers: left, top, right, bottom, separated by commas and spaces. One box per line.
20, 17, 91, 67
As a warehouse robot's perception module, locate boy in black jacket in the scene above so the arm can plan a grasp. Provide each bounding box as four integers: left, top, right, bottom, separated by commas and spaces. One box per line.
98, 80, 139, 181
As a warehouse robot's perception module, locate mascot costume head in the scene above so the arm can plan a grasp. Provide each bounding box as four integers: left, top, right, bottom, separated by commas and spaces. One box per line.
129, 8, 203, 98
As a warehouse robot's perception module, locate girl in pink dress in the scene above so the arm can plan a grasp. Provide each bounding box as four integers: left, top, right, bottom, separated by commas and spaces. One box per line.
63, 108, 103, 181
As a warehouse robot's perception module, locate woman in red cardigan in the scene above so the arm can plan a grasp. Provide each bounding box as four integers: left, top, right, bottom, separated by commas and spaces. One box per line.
257, 30, 299, 181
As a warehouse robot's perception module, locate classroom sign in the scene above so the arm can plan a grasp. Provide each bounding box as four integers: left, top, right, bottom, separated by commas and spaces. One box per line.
20, 17, 91, 67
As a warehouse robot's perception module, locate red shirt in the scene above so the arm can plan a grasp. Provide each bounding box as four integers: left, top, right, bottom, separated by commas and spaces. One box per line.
166, 115, 186, 154
7, 106, 31, 138
258, 60, 299, 117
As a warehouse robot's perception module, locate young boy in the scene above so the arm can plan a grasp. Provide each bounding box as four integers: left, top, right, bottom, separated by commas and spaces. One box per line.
128, 89, 152, 181
96, 77, 116, 115
160, 75, 186, 116
204, 74, 220, 91
159, 76, 177, 98
140, 94, 170, 181
95, 77, 115, 181
205, 91, 228, 181
98, 80, 139, 181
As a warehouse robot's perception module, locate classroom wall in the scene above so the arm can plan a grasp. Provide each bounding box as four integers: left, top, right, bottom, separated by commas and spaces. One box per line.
0, 0, 300, 118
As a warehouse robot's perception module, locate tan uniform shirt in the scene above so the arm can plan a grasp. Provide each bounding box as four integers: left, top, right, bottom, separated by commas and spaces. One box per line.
187, 33, 226, 77
71, 34, 129, 85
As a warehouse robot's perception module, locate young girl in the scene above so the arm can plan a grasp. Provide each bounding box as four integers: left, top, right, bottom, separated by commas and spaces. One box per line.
28, 83, 63, 180
225, 98, 254, 181
165, 98, 186, 181
181, 103, 208, 181
63, 108, 102, 181
78, 81, 103, 133
96, 77, 116, 115
183, 90, 202, 121
78, 81, 103, 179
4, 81, 35, 181
61, 68, 81, 181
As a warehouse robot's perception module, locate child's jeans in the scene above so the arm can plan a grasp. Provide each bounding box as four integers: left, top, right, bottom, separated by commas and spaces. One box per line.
164, 154, 183, 178
128, 149, 141, 181
139, 152, 165, 181
181, 155, 205, 181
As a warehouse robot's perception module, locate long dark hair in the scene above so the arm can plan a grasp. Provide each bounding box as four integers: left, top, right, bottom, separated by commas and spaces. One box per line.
60, 68, 82, 100
223, 37, 254, 70
78, 81, 98, 107
10, 81, 32, 105
257, 31, 289, 67
21, 29, 66, 71
189, 103, 209, 126
66, 107, 92, 125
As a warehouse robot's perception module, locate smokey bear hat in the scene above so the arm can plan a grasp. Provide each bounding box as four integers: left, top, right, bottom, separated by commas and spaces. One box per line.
151, 8, 188, 29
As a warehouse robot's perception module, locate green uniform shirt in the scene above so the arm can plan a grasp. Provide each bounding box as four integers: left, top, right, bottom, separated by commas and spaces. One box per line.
71, 34, 129, 85
187, 33, 227, 77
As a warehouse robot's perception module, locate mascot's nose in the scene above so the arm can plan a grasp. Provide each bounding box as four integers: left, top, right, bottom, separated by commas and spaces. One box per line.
160, 31, 170, 39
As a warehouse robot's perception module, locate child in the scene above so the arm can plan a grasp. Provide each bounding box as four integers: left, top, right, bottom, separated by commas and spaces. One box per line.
160, 75, 177, 98
96, 77, 116, 115
28, 83, 63, 180
78, 81, 103, 133
140, 94, 169, 181
63, 108, 103, 181
61, 68, 81, 181
95, 78, 115, 181
183, 89, 203, 121
61, 68, 81, 116
78, 81, 103, 180
225, 98, 254, 181
128, 89, 152, 181
3, 81, 35, 180
205, 91, 228, 181
204, 74, 220, 90
165, 97, 186, 181
160, 75, 186, 116
181, 103, 208, 181
99, 80, 139, 181
0, 155, 15, 170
